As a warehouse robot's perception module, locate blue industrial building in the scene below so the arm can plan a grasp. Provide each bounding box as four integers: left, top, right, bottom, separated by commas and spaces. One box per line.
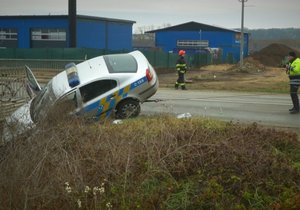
146, 21, 249, 62
0, 15, 135, 50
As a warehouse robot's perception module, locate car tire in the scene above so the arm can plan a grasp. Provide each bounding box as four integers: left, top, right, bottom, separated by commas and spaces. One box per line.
115, 99, 141, 119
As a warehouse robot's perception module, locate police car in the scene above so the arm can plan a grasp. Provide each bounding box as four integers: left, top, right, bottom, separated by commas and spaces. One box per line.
3, 50, 159, 140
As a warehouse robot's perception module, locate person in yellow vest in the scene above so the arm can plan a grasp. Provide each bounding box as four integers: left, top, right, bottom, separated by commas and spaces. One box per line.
285, 51, 300, 114
175, 50, 188, 90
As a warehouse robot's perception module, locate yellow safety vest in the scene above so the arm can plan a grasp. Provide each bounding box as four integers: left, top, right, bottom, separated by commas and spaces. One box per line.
288, 58, 300, 76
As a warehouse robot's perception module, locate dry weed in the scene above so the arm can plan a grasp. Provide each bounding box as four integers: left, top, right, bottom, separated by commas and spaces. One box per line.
0, 110, 299, 209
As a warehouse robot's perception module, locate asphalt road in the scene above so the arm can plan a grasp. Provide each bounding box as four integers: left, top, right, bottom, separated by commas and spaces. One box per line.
141, 88, 300, 132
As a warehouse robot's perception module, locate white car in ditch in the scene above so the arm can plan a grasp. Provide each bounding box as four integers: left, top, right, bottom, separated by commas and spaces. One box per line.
3, 50, 159, 141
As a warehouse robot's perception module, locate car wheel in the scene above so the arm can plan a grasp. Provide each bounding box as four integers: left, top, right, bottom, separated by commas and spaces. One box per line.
115, 99, 141, 119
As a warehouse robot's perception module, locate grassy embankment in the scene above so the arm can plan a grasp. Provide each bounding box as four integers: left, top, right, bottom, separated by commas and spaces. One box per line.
0, 63, 299, 209
0, 107, 299, 209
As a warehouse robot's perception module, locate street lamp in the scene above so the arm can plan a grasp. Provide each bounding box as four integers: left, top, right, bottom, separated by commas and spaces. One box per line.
239, 0, 247, 68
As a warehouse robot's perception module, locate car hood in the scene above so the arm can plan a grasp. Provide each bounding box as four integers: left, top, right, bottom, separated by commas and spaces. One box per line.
2, 100, 34, 142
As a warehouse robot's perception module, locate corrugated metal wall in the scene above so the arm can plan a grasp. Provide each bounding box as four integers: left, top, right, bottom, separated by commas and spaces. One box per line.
106, 22, 133, 50
76, 19, 134, 50
0, 17, 68, 48
154, 30, 248, 63
0, 16, 134, 51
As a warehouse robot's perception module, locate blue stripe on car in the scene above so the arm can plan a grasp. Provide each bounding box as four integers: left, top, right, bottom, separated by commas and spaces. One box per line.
82, 76, 147, 118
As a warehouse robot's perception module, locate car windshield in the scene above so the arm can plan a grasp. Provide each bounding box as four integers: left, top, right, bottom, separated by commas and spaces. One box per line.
104, 54, 137, 73
30, 81, 58, 123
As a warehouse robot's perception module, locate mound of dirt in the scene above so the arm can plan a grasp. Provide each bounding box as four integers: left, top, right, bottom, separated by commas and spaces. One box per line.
250, 43, 300, 67
227, 56, 266, 72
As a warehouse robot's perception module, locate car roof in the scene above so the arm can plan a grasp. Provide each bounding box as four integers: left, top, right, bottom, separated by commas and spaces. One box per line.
50, 51, 145, 98
49, 55, 108, 97
77, 55, 109, 84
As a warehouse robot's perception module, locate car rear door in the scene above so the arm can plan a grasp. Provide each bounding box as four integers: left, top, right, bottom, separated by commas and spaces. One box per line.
78, 79, 120, 120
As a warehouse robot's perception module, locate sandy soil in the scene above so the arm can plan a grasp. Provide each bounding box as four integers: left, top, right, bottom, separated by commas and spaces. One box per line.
157, 43, 295, 93
157, 62, 289, 93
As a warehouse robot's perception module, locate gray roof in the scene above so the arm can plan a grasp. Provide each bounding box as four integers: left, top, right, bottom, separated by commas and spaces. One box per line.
146, 21, 244, 33
0, 15, 136, 24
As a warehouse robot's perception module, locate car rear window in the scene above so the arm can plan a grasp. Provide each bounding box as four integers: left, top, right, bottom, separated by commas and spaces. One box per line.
104, 54, 137, 73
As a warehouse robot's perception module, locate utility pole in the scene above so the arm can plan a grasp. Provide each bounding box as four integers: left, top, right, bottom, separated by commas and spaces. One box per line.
239, 0, 247, 68
69, 0, 77, 48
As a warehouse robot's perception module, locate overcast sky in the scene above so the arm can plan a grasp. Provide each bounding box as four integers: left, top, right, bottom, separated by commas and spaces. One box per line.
1, 0, 300, 32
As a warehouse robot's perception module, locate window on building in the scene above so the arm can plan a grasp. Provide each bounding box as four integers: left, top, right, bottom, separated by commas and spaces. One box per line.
30, 28, 67, 48
177, 40, 209, 49
0, 28, 17, 40
31, 28, 66, 41
0, 28, 18, 48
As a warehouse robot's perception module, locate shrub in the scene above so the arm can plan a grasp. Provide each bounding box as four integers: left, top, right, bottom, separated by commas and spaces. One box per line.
0, 114, 299, 210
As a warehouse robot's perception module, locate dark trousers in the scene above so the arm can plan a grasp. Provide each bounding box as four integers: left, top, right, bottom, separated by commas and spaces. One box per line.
175, 72, 186, 89
290, 84, 299, 110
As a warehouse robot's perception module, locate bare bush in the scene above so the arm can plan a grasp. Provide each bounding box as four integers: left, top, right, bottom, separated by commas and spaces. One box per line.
0, 113, 299, 209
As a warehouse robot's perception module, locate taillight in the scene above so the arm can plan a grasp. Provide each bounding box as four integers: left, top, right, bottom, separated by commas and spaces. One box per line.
146, 68, 153, 82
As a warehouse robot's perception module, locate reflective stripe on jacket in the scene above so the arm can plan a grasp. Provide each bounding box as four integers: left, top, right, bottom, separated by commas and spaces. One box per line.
288, 58, 300, 76
288, 58, 300, 85
176, 56, 187, 73
289, 75, 300, 85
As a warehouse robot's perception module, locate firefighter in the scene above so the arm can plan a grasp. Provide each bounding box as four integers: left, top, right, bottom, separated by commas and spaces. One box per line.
175, 50, 188, 90
285, 51, 300, 114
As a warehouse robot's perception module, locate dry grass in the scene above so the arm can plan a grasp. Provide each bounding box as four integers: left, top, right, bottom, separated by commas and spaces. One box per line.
0, 108, 299, 209
158, 61, 289, 93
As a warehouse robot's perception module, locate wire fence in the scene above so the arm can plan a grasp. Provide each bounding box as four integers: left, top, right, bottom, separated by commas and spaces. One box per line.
0, 59, 85, 121
0, 67, 28, 121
